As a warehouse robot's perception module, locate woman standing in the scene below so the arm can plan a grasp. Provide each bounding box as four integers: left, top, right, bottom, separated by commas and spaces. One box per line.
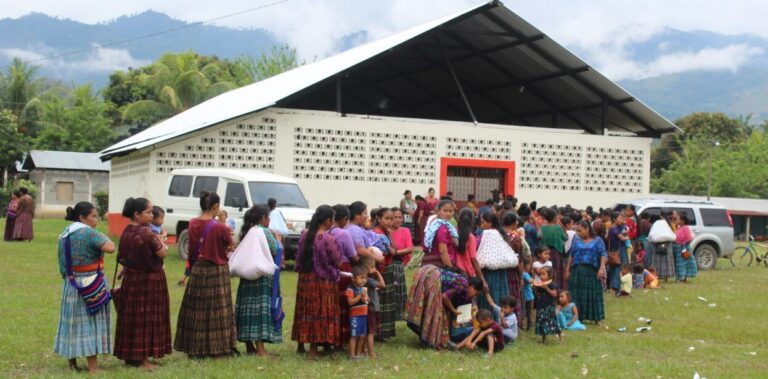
3, 190, 19, 241
373, 207, 400, 340
292, 205, 341, 359
454, 208, 484, 282
540, 208, 568, 290
673, 213, 697, 282
115, 197, 171, 369
476, 212, 511, 313
413, 195, 429, 245
329, 204, 358, 350
637, 212, 651, 267
647, 212, 676, 280
235, 204, 282, 356
12, 187, 34, 241
400, 190, 418, 242
565, 220, 607, 324
175, 191, 237, 358
390, 208, 413, 314
502, 212, 525, 323
425, 188, 438, 215
54, 202, 115, 373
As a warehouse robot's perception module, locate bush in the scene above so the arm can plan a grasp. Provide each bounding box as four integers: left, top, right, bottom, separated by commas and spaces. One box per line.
94, 191, 109, 219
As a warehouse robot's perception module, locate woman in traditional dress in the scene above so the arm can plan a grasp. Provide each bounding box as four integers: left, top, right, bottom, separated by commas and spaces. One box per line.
475, 212, 511, 314
672, 212, 697, 282
647, 212, 676, 280
12, 187, 34, 241
400, 190, 418, 244
565, 220, 607, 324
539, 207, 568, 290
637, 212, 652, 267
291, 205, 342, 359
54, 202, 115, 373
372, 207, 400, 340
389, 208, 413, 317
234, 204, 282, 356
425, 187, 438, 215
329, 204, 358, 350
175, 191, 237, 358
413, 195, 430, 245
114, 197, 171, 369
3, 190, 19, 241
502, 212, 525, 323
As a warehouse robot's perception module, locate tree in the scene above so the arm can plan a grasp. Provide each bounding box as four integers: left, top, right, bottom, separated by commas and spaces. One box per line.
0, 110, 28, 187
0, 58, 44, 135
233, 45, 301, 84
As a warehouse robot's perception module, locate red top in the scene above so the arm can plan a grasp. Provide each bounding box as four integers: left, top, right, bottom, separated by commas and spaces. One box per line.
390, 226, 414, 266
188, 218, 233, 265
626, 217, 638, 239
455, 233, 477, 277
118, 224, 165, 272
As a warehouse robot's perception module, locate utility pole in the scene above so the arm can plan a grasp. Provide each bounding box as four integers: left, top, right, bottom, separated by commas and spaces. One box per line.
706, 141, 719, 201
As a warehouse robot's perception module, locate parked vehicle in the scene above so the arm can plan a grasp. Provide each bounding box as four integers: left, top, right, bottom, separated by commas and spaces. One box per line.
613, 198, 735, 270
164, 168, 313, 260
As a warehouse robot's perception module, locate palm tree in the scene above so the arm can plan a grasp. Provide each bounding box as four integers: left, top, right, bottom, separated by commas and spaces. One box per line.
0, 58, 42, 132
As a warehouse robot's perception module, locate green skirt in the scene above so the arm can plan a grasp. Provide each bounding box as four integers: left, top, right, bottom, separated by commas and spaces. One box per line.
567, 264, 604, 322
236, 276, 281, 343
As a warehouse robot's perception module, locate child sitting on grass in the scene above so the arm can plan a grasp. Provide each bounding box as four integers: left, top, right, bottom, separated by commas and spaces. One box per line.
644, 267, 660, 289
346, 265, 369, 359
556, 290, 586, 331
455, 309, 504, 358
484, 294, 518, 343
632, 264, 645, 289
618, 264, 633, 297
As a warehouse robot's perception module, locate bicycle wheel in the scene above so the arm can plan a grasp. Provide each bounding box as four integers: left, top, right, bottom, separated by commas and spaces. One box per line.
731, 247, 753, 267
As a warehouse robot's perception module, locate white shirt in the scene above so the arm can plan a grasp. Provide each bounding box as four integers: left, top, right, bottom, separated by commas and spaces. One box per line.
269, 209, 289, 235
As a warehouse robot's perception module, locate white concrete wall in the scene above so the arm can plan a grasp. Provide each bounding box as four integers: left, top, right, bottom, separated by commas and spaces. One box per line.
107, 108, 652, 213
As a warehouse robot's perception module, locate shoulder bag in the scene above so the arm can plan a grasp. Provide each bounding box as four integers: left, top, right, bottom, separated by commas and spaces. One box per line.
476, 229, 519, 270
64, 236, 111, 315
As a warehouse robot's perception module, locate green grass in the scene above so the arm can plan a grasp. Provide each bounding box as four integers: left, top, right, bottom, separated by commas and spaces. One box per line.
1, 219, 767, 378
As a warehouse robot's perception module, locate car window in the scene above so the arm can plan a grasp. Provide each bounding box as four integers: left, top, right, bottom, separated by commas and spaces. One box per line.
668, 207, 697, 226
169, 175, 192, 197
192, 176, 219, 197
224, 182, 248, 208
700, 208, 730, 226
248, 182, 309, 208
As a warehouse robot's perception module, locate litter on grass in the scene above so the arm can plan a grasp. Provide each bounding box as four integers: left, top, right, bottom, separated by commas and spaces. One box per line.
697, 296, 708, 302
617, 327, 627, 332
688, 346, 695, 351
746, 352, 757, 356
636, 326, 652, 333
708, 303, 717, 308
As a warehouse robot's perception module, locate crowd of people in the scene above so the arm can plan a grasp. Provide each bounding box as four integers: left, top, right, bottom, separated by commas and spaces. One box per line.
50, 187, 701, 372
3, 187, 34, 242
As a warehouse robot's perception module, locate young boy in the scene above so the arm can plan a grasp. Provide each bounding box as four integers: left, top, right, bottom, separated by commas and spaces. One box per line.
532, 247, 552, 282
346, 265, 369, 359
456, 309, 504, 357
522, 259, 535, 330
485, 294, 518, 343
361, 257, 385, 359
618, 264, 633, 297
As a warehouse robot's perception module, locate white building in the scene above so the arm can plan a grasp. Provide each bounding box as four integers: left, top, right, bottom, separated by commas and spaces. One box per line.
100, 2, 678, 235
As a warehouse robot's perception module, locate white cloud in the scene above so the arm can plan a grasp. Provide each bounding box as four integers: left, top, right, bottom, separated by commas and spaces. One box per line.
1, 45, 149, 73
639, 44, 764, 79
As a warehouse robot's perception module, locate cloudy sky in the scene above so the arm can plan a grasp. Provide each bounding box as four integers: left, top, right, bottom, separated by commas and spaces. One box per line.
2, 0, 766, 81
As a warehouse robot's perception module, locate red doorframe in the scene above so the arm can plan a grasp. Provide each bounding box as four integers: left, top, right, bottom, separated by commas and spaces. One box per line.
439, 157, 516, 197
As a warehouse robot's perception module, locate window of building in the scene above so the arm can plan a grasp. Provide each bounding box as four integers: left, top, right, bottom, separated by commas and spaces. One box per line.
56, 182, 74, 201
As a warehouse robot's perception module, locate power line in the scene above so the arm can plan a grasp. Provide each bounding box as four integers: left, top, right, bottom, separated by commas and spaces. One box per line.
0, 0, 292, 69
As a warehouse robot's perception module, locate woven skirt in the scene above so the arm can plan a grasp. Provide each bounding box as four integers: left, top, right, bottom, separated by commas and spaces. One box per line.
649, 243, 675, 279
477, 269, 508, 317
404, 264, 449, 349
174, 261, 236, 357
507, 267, 524, 323
378, 261, 406, 340
337, 262, 353, 347
53, 273, 112, 359
12, 212, 33, 241
550, 251, 567, 291
236, 276, 281, 344
673, 243, 698, 281
535, 305, 561, 336
114, 269, 172, 361
567, 264, 604, 322
3, 214, 15, 241
291, 271, 339, 344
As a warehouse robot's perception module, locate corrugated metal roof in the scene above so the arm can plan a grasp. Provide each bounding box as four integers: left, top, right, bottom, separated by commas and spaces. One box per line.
101, 1, 679, 160
23, 150, 111, 172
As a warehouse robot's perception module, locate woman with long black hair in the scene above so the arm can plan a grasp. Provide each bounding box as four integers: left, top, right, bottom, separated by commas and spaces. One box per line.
291, 205, 341, 359
565, 220, 607, 324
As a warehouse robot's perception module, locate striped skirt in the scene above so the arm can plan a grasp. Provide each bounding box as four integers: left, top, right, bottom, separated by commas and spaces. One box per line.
550, 251, 567, 291
567, 264, 604, 322
114, 269, 172, 361
649, 242, 675, 279
337, 262, 353, 347
3, 213, 15, 241
404, 265, 449, 349
507, 267, 524, 323
236, 276, 281, 344
378, 261, 406, 340
174, 261, 236, 357
53, 273, 112, 359
477, 269, 508, 317
673, 243, 698, 281
291, 271, 339, 344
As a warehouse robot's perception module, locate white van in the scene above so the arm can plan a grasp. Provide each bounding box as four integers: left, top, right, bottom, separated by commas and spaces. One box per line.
164, 168, 314, 260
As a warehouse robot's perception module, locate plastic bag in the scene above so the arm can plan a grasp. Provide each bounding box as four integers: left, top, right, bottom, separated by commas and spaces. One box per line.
229, 227, 277, 280
648, 220, 676, 243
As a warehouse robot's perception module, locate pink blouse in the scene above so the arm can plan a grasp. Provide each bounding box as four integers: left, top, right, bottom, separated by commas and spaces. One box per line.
455, 233, 477, 277
675, 225, 694, 245
390, 227, 413, 266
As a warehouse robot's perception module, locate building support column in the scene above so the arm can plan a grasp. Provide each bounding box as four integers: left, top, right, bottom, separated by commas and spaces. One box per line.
746, 216, 752, 239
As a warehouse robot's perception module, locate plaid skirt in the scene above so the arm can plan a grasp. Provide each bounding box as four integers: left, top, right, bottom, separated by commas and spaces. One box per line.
378, 261, 406, 340
114, 269, 172, 361
337, 262, 353, 347
550, 251, 568, 291
535, 305, 560, 336
649, 242, 675, 279
291, 271, 339, 344
12, 212, 33, 240
174, 261, 236, 357
404, 265, 449, 349
53, 273, 112, 359
673, 243, 698, 280
477, 269, 508, 317
507, 268, 524, 323
3, 214, 15, 241
236, 276, 281, 344
567, 264, 604, 322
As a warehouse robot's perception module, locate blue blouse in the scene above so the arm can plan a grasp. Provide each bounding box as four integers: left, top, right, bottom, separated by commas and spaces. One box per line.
569, 236, 607, 269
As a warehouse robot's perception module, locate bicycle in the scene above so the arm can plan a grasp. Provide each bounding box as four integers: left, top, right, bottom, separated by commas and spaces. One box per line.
730, 235, 768, 267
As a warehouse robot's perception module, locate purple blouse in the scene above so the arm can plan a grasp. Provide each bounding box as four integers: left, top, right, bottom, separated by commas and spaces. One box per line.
345, 223, 370, 250
296, 230, 342, 282
329, 226, 357, 264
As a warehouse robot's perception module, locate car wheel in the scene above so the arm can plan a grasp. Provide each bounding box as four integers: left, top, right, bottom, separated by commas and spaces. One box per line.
178, 229, 189, 260
696, 244, 718, 270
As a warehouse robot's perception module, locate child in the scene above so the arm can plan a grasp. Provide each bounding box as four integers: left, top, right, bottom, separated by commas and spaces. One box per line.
522, 259, 535, 331
632, 264, 645, 289
150, 206, 168, 242
533, 266, 562, 343
556, 290, 586, 331
618, 264, 632, 297
563, 216, 576, 254
362, 257, 385, 359
455, 309, 504, 357
218, 210, 236, 235
485, 294, 518, 343
532, 247, 552, 282
644, 267, 660, 289
346, 265, 369, 359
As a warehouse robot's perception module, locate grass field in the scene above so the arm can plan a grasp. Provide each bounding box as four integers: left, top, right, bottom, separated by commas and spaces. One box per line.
1, 219, 766, 378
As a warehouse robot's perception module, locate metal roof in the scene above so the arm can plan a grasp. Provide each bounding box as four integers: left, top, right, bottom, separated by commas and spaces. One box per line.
22, 150, 111, 172
101, 1, 679, 160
